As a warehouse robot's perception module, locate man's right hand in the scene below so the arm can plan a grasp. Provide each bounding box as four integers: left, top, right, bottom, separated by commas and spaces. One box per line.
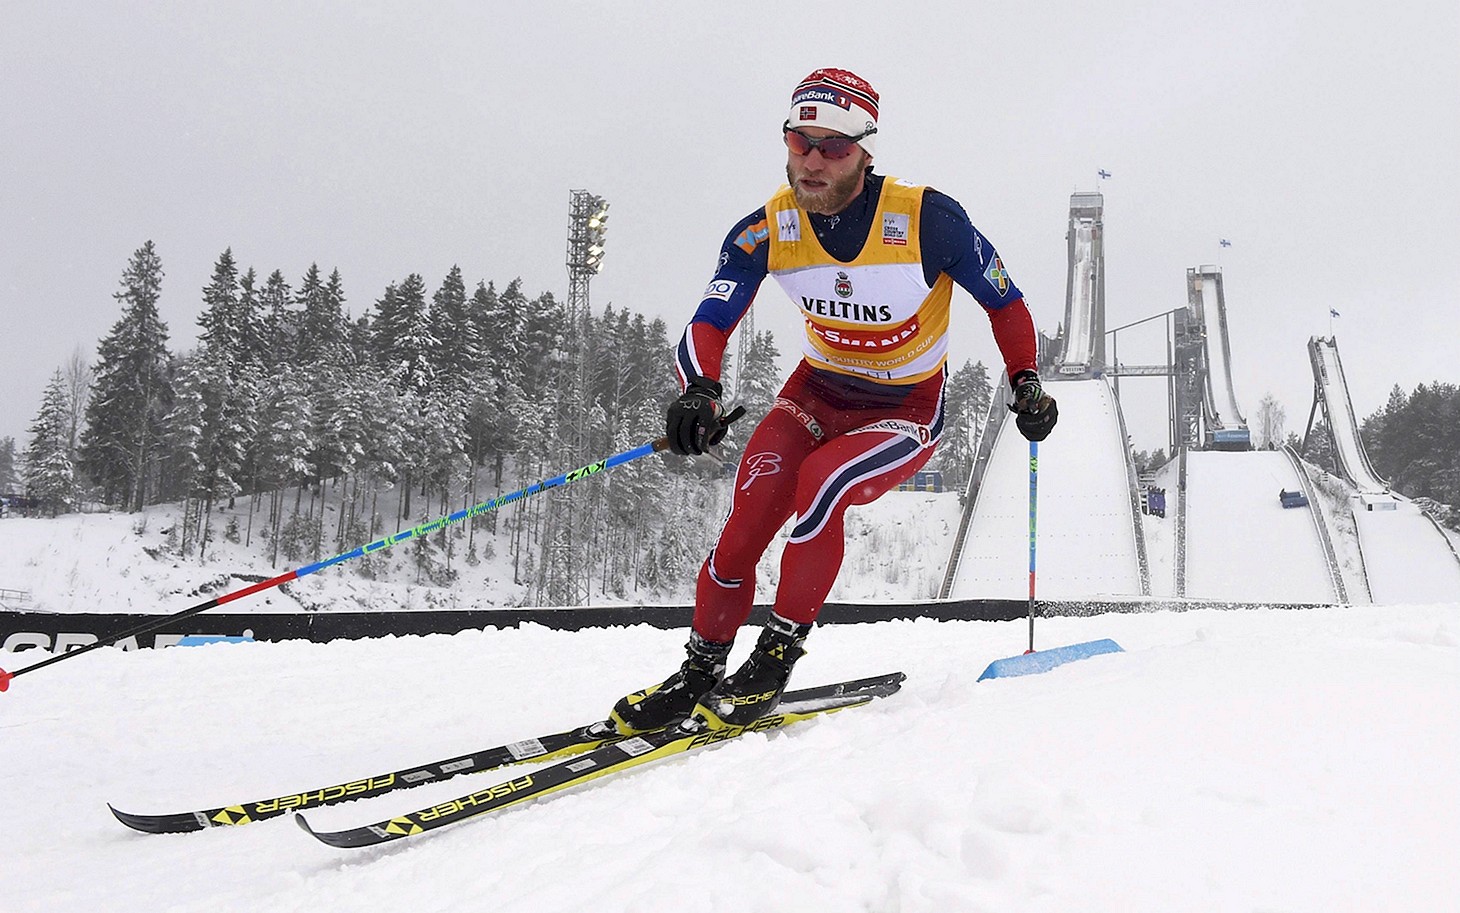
667, 379, 726, 455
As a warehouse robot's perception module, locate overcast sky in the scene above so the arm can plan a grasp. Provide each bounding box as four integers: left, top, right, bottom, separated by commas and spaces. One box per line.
4, 1, 1457, 457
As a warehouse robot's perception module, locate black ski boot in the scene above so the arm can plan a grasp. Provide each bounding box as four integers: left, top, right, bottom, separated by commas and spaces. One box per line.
691, 614, 811, 730
609, 632, 730, 735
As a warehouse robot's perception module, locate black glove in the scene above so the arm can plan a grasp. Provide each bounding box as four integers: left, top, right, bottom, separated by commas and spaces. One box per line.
667, 378, 726, 455
1010, 370, 1058, 442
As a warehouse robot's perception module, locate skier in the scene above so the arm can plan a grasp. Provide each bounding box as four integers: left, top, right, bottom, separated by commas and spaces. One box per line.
611, 68, 1057, 734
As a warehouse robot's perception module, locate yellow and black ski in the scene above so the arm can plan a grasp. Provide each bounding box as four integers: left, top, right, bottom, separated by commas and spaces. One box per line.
296, 672, 904, 849
110, 723, 626, 834
108, 672, 900, 836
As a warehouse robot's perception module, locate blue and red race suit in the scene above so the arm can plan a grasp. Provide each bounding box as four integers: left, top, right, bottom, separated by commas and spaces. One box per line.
678, 171, 1040, 642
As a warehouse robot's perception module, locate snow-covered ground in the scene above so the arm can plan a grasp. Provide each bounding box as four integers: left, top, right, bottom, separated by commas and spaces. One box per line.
3, 605, 1457, 912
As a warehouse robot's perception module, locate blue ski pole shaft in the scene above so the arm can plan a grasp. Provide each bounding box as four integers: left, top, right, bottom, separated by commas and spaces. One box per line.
1027, 439, 1039, 654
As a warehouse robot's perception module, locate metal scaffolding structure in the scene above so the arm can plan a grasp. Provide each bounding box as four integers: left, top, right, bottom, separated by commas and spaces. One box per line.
565, 189, 610, 454
540, 190, 610, 608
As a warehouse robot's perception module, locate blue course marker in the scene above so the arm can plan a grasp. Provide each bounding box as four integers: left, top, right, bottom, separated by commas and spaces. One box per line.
977, 638, 1124, 682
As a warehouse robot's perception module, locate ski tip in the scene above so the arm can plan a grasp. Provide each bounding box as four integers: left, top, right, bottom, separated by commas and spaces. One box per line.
107, 803, 207, 835
293, 811, 369, 848
0, 666, 12, 692
107, 803, 148, 832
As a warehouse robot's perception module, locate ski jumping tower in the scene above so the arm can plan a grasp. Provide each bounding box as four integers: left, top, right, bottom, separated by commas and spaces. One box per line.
1055, 192, 1107, 376
1174, 265, 1250, 451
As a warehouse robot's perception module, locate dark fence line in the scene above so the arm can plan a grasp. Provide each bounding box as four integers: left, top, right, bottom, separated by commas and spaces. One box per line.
1, 598, 1330, 654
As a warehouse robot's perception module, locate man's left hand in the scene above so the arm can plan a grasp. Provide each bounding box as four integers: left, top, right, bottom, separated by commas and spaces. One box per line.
1010, 370, 1058, 442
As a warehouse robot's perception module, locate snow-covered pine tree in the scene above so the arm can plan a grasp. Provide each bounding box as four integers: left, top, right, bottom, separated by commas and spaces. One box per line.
324, 269, 349, 361
0, 436, 20, 496
1359, 384, 1407, 483
165, 356, 209, 553
306, 360, 360, 491
296, 263, 350, 367
24, 369, 79, 516
934, 360, 993, 492
467, 279, 529, 491
517, 286, 565, 396
1367, 382, 1460, 509
197, 249, 243, 364
428, 265, 483, 389
737, 329, 782, 422
259, 269, 297, 369
1299, 419, 1338, 474
235, 267, 270, 370
354, 367, 410, 554
372, 274, 437, 395
166, 349, 255, 556
474, 280, 521, 380
79, 241, 172, 511
254, 368, 315, 566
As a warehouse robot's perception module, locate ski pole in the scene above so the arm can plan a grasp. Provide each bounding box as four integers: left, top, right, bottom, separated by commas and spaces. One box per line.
0, 408, 745, 692
1026, 439, 1039, 654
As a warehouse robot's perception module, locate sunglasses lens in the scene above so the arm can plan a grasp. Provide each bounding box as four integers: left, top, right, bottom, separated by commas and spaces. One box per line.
784, 130, 812, 155
784, 128, 859, 160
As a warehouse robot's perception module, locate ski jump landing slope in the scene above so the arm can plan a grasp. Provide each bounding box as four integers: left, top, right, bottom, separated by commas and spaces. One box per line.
949, 378, 1143, 600
1310, 336, 1460, 603
1182, 451, 1340, 603
1356, 503, 1460, 603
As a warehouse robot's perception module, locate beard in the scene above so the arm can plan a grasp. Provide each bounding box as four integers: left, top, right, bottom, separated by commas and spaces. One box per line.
787, 155, 867, 214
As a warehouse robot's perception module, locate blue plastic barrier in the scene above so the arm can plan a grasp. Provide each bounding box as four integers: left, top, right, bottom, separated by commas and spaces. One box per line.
977, 638, 1124, 681
175, 634, 255, 647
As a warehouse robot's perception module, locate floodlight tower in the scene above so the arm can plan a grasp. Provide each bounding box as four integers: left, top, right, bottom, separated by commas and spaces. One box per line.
566, 190, 609, 453
543, 190, 609, 609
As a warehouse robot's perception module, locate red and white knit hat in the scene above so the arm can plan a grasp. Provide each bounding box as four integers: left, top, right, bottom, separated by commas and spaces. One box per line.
787, 68, 880, 156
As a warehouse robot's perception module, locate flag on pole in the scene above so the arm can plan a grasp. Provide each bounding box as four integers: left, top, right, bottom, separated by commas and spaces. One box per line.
1330, 308, 1341, 318
1219, 238, 1232, 247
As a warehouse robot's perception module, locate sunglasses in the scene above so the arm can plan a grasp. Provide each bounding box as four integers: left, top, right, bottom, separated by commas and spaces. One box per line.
782, 121, 876, 160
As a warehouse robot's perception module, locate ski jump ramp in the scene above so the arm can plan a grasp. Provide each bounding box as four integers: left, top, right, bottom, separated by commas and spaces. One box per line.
948, 378, 1146, 600
1308, 337, 1460, 603
946, 192, 1144, 600
1174, 267, 1342, 602
1188, 266, 1249, 447
1058, 192, 1104, 373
